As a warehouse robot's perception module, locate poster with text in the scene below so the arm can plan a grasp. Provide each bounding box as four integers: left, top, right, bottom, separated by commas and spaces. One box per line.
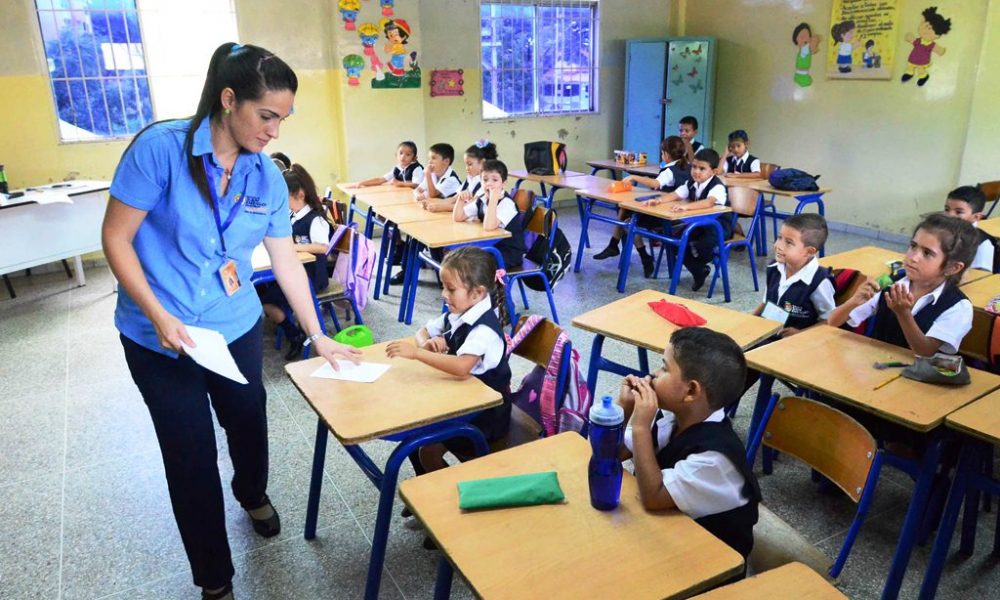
826, 0, 900, 80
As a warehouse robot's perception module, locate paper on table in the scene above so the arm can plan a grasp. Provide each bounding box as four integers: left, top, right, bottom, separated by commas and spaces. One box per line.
761, 301, 790, 326
26, 190, 73, 205
311, 360, 391, 383
181, 326, 249, 384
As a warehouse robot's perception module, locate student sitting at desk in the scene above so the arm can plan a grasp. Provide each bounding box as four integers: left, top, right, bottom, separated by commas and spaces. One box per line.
593, 136, 690, 278
719, 129, 761, 178
414, 142, 463, 205
829, 213, 976, 356
453, 159, 526, 269
678, 115, 703, 162
647, 148, 729, 292
354, 140, 424, 188
754, 214, 835, 338
617, 327, 761, 564
943, 185, 996, 272
257, 164, 332, 359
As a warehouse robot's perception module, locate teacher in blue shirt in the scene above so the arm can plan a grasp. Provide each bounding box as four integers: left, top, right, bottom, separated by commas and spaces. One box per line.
101, 42, 360, 600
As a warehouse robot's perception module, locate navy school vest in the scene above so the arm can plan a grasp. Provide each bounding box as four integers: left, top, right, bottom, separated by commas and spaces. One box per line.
765, 263, 832, 331
726, 154, 758, 174
869, 283, 967, 349
684, 176, 732, 238
658, 163, 691, 193
392, 161, 423, 182
290, 209, 329, 291
975, 227, 1000, 273
437, 170, 463, 198
475, 193, 527, 268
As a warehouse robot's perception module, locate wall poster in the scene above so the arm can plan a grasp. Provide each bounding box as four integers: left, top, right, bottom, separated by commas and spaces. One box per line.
826, 0, 901, 80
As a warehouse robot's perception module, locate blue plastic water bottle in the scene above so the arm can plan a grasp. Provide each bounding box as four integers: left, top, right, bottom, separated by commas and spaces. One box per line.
588, 394, 625, 510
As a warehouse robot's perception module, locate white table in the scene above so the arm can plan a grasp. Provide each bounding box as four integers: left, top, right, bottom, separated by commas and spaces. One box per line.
1, 181, 110, 292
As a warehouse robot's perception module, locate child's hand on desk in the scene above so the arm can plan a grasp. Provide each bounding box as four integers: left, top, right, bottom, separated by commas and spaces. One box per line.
314, 337, 363, 370
885, 282, 915, 315
391, 180, 409, 188
670, 202, 691, 212
647, 196, 665, 207
622, 175, 638, 186
630, 377, 659, 427
385, 340, 418, 360
421, 336, 448, 354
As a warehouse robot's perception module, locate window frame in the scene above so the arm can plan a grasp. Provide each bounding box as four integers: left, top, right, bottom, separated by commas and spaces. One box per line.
479, 0, 601, 121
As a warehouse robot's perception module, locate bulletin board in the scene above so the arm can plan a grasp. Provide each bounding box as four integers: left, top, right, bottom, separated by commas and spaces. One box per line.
826, 0, 900, 80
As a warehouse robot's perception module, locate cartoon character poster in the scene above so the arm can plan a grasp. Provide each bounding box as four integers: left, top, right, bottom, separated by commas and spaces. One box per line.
791, 23, 821, 87
338, 5, 420, 90
900, 6, 952, 87
826, 0, 900, 80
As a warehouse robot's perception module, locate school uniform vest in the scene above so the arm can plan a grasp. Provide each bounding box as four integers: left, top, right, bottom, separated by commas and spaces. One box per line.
870, 284, 967, 350
685, 176, 732, 238
290, 209, 329, 291
438, 170, 463, 198
691, 141, 703, 154
659, 163, 691, 192
975, 227, 1000, 273
726, 154, 758, 174
392, 161, 423, 182
475, 194, 527, 268
461, 177, 482, 197
443, 306, 513, 440
765, 263, 832, 331
655, 418, 761, 560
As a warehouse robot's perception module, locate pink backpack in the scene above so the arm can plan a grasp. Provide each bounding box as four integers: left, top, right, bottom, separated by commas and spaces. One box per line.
506, 315, 592, 437
330, 224, 377, 312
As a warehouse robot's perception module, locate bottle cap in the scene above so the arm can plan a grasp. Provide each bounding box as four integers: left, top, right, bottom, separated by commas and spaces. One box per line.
589, 394, 624, 426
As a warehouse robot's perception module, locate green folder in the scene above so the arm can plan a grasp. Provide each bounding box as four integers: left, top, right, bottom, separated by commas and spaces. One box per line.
457, 471, 566, 511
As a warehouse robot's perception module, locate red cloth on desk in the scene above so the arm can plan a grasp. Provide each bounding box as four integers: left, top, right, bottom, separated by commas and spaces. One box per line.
647, 299, 707, 327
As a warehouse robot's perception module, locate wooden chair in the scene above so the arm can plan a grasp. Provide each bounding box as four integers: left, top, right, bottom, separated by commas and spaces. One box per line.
489, 206, 561, 327
981, 180, 1000, 218
513, 188, 536, 212
746, 396, 884, 578
706, 184, 762, 299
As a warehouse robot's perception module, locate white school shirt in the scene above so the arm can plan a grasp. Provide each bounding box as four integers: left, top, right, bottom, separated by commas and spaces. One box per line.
290, 205, 331, 245
838, 42, 852, 57
723, 152, 761, 174
424, 295, 504, 375
674, 178, 727, 205
382, 163, 425, 185
655, 159, 680, 189
624, 409, 749, 519
762, 257, 836, 320
416, 166, 463, 198
846, 277, 973, 354
972, 222, 995, 272
463, 191, 518, 227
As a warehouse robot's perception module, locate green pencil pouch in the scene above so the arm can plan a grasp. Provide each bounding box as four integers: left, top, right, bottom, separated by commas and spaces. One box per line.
457, 471, 566, 511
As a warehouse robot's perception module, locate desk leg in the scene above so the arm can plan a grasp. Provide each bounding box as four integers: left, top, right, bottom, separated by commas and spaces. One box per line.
73, 256, 86, 286
396, 238, 414, 322
3, 274, 15, 299
404, 242, 422, 325
586, 335, 606, 401
304, 418, 329, 540
574, 197, 591, 273
374, 222, 393, 300
747, 374, 775, 444
882, 436, 945, 600
617, 215, 638, 293
433, 558, 454, 600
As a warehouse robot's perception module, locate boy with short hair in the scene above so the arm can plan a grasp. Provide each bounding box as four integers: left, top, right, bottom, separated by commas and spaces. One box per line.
719, 130, 761, 178
943, 185, 995, 272
415, 143, 463, 203
754, 213, 836, 337
678, 115, 703, 161
618, 327, 760, 562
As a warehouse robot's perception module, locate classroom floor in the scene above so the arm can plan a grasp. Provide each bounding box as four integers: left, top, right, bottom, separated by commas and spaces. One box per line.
2, 211, 998, 600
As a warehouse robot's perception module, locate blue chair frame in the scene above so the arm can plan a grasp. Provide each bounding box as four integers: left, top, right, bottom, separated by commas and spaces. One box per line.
485, 209, 561, 328
706, 194, 763, 299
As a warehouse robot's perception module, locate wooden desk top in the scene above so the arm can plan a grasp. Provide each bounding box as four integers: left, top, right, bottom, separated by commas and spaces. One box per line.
691, 562, 846, 599
353, 189, 416, 209
373, 203, 453, 225
745, 326, 1000, 431
721, 175, 765, 188
508, 169, 586, 185
959, 273, 1000, 312
585, 159, 661, 178
336, 182, 403, 196
819, 246, 902, 279
945, 389, 1000, 445
398, 219, 510, 249
285, 340, 502, 444
978, 217, 1000, 239
558, 174, 619, 190
251, 247, 315, 272
399, 433, 744, 600
574, 186, 662, 206
748, 180, 832, 197
618, 198, 732, 221
572, 289, 782, 352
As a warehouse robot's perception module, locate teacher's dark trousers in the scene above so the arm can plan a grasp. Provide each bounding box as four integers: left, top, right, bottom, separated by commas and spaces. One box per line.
121, 320, 268, 590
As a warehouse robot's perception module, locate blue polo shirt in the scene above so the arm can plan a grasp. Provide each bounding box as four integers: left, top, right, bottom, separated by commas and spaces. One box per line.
110, 117, 292, 356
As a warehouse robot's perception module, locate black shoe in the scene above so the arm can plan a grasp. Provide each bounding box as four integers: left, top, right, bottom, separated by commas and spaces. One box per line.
901, 73, 913, 83
202, 583, 233, 600
691, 267, 709, 292
389, 270, 406, 286
246, 495, 281, 538
422, 535, 438, 550
917, 75, 929, 86
401, 506, 412, 518
284, 332, 306, 360
640, 252, 655, 278
593, 240, 620, 260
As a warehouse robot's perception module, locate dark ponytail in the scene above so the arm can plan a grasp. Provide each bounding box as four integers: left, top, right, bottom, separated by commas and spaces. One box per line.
662, 136, 688, 170
283, 163, 324, 216
441, 246, 509, 328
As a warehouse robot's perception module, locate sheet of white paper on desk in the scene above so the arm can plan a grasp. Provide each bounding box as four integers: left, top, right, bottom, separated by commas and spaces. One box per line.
27, 190, 73, 205
181, 326, 249, 384
311, 360, 391, 383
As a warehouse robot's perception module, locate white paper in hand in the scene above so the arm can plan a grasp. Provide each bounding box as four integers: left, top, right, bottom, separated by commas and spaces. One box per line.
311, 360, 390, 383
761, 301, 790, 326
181, 326, 249, 384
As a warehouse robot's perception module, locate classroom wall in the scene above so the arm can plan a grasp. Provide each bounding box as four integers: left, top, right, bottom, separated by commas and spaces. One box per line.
680, 0, 995, 233
957, 0, 1000, 186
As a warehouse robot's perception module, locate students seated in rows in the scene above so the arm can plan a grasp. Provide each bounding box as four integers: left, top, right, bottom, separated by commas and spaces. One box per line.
647, 148, 728, 291
719, 130, 761, 178
414, 143, 462, 205
355, 140, 423, 188
754, 214, 835, 337
257, 164, 332, 359
829, 213, 976, 356
618, 327, 760, 564
423, 140, 496, 213
453, 159, 526, 269
943, 184, 995, 272
593, 136, 691, 277
678, 115, 703, 162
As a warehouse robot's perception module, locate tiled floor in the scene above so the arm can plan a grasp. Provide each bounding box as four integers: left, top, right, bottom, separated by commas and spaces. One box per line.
2, 209, 998, 599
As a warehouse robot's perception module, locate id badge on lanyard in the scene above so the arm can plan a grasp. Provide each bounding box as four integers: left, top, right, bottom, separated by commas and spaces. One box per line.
203, 155, 248, 296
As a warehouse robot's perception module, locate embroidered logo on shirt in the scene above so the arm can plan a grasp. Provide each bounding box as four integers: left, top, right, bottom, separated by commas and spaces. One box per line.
241, 195, 268, 214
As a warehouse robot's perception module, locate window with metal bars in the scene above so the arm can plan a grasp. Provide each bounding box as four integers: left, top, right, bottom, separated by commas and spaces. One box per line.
480, 0, 599, 119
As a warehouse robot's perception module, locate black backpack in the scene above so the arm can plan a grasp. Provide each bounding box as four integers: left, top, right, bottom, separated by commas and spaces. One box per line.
523, 208, 572, 290
524, 141, 568, 176
769, 168, 820, 192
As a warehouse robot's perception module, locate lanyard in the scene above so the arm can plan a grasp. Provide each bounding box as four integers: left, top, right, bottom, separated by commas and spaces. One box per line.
202, 154, 249, 257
